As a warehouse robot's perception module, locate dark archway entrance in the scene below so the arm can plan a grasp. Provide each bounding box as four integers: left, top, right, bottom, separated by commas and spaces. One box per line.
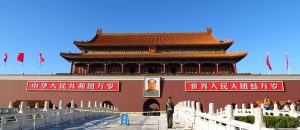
103, 101, 114, 108
66, 103, 77, 108
143, 99, 160, 116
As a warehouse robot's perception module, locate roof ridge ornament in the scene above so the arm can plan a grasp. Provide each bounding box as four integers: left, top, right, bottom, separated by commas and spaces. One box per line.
96, 28, 102, 35
206, 27, 213, 34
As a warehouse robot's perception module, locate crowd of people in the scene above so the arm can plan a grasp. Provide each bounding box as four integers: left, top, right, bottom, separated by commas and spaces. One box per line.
262, 97, 300, 111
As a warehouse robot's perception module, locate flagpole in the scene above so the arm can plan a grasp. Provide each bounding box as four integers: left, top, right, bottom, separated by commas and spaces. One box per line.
21, 62, 23, 75
286, 51, 289, 75
266, 51, 272, 75
3, 62, 6, 74
38, 62, 41, 75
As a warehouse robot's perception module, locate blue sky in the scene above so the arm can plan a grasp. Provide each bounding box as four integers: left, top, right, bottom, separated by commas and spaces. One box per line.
0, 0, 299, 74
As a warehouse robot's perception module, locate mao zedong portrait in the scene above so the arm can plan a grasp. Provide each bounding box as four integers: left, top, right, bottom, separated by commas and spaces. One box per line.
144, 79, 159, 97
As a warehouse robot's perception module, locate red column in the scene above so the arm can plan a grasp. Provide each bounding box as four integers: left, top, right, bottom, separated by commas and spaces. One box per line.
70, 62, 74, 74
104, 64, 107, 73
121, 64, 124, 73
198, 64, 201, 74
180, 64, 183, 73
138, 64, 141, 73
163, 64, 166, 74
216, 63, 219, 74
87, 64, 90, 74
233, 63, 237, 74
73, 63, 75, 74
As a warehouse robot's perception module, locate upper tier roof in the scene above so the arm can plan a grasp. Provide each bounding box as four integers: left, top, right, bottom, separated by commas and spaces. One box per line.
74, 28, 233, 50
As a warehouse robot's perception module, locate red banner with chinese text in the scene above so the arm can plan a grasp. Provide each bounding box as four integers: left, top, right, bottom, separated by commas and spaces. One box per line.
27, 81, 119, 91
185, 81, 284, 91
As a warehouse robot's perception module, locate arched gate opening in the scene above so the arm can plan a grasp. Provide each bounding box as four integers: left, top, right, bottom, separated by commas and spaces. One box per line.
143, 98, 160, 116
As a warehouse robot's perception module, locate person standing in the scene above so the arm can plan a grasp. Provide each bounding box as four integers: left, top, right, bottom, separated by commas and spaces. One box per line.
295, 100, 300, 112
263, 97, 271, 110
166, 96, 174, 128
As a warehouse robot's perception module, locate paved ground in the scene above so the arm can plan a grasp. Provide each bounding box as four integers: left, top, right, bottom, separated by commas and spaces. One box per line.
41, 113, 188, 130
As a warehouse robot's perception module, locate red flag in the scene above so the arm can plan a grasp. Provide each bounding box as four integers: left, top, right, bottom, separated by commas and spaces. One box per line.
286, 51, 289, 71
39, 53, 45, 62
149, 46, 156, 53
17, 52, 24, 62
4, 52, 8, 62
266, 52, 272, 71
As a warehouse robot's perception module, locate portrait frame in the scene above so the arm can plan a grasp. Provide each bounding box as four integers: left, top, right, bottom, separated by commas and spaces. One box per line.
144, 77, 160, 98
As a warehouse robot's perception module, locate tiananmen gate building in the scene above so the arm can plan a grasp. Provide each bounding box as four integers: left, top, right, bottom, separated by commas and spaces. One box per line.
0, 28, 299, 113
60, 28, 247, 75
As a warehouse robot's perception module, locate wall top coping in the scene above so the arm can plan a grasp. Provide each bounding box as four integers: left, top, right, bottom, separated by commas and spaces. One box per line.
1, 75, 300, 80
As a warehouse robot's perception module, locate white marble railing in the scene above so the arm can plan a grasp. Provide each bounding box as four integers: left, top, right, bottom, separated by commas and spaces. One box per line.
0, 100, 119, 130
175, 101, 300, 130
216, 103, 300, 118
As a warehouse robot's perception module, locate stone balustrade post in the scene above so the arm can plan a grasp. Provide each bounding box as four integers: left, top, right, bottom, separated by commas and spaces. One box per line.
273, 103, 279, 116
226, 104, 234, 129
196, 102, 201, 112
53, 104, 56, 109
183, 101, 187, 108
184, 101, 190, 129
289, 104, 297, 118
226, 105, 233, 121
111, 106, 114, 113
80, 100, 84, 108
208, 103, 215, 116
234, 104, 238, 114
187, 100, 190, 108
43, 101, 49, 111
290, 104, 295, 113
71, 100, 75, 109
103, 103, 107, 114
250, 103, 255, 114
59, 100, 63, 109
94, 101, 98, 108
242, 103, 246, 113
191, 101, 195, 112
8, 101, 13, 108
273, 103, 279, 111
254, 108, 265, 130
260, 103, 264, 109
250, 103, 254, 109
106, 104, 110, 114
69, 100, 75, 123
242, 103, 245, 108
19, 101, 28, 113
88, 101, 91, 108
35, 102, 39, 109
99, 102, 103, 108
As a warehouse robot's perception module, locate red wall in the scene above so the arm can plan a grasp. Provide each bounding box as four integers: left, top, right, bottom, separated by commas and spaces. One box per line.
0, 79, 299, 112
